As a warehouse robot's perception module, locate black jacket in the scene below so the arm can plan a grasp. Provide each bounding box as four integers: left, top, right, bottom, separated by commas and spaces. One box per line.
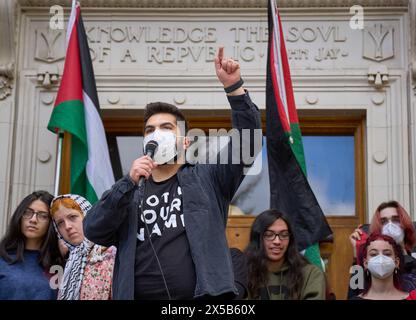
83, 92, 261, 299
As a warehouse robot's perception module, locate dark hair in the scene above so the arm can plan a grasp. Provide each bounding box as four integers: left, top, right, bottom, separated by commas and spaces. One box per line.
144, 102, 188, 134
0, 190, 63, 269
370, 200, 416, 253
245, 209, 309, 299
359, 232, 404, 295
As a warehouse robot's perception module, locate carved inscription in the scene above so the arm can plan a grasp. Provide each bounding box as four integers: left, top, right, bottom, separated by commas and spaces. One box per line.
33, 21, 389, 66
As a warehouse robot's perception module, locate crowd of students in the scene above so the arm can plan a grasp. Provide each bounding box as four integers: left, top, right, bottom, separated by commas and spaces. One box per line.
0, 191, 115, 300
1, 47, 415, 301
1, 189, 415, 300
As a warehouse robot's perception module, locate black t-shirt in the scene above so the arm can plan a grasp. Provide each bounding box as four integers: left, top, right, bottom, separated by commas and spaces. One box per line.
134, 174, 196, 299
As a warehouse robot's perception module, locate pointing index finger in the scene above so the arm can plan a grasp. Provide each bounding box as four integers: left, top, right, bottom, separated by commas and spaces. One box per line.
217, 46, 224, 64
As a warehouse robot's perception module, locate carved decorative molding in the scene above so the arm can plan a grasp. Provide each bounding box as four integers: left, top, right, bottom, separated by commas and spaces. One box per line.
0, 70, 13, 100
362, 24, 395, 62
368, 65, 389, 89
34, 28, 65, 63
37, 65, 59, 89
0, 0, 15, 100
17, 0, 409, 8
0, 63, 14, 80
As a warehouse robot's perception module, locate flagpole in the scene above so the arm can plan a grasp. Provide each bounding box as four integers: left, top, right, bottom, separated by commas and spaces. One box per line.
54, 132, 64, 196
52, 0, 75, 197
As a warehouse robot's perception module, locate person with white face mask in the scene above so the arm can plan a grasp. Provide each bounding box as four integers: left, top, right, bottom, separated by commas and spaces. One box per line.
382, 220, 405, 245
350, 233, 415, 300
367, 253, 397, 280
347, 201, 416, 299
349, 201, 416, 257
83, 46, 262, 300
142, 128, 179, 165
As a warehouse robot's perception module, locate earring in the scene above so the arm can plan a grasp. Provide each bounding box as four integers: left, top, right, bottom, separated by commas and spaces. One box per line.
366, 269, 370, 277
395, 268, 398, 274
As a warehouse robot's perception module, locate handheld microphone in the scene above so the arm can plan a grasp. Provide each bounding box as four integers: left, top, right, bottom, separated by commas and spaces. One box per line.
138, 140, 158, 188
137, 139, 172, 299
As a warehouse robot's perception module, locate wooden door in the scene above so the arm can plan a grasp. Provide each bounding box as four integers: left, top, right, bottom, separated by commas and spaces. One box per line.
226, 116, 366, 300
101, 113, 366, 300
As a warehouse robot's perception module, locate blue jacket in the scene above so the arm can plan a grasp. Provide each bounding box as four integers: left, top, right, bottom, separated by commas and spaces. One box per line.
83, 92, 261, 300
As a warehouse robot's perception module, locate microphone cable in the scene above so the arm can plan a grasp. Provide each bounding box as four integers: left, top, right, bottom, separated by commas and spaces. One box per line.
139, 183, 172, 300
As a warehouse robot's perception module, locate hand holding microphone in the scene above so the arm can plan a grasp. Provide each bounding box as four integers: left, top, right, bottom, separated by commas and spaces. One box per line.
129, 140, 159, 186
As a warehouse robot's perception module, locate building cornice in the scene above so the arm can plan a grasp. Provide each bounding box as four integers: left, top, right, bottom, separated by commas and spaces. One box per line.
18, 0, 409, 8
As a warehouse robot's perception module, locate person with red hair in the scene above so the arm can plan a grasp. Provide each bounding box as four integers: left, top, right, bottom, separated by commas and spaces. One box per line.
50, 194, 116, 300
350, 233, 415, 300
348, 201, 416, 298
368, 201, 416, 254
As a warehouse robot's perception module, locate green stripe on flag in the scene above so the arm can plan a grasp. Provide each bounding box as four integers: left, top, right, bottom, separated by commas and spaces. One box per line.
290, 123, 307, 176
48, 100, 87, 145
304, 243, 323, 269
70, 132, 88, 196
289, 123, 324, 270
86, 179, 98, 204
70, 139, 98, 204
48, 99, 89, 198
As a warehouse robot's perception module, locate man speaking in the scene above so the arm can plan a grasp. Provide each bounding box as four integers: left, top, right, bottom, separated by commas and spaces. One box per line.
84, 46, 261, 300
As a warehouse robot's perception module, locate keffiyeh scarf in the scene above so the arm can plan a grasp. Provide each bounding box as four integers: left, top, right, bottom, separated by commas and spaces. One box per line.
51, 194, 104, 300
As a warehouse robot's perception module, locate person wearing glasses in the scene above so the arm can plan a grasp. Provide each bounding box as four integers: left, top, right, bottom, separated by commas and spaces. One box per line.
245, 209, 326, 300
0, 190, 63, 300
348, 201, 416, 298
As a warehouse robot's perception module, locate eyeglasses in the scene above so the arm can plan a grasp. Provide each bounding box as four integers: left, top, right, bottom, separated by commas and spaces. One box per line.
380, 216, 401, 225
263, 230, 290, 241
22, 208, 50, 222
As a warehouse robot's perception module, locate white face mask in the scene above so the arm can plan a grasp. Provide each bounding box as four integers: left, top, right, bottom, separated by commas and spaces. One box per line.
143, 129, 177, 165
382, 221, 405, 244
367, 254, 396, 279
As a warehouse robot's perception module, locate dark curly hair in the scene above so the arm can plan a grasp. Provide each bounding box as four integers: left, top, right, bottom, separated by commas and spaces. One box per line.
144, 102, 188, 134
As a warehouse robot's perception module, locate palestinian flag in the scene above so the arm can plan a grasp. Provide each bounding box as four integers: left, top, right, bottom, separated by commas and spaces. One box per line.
48, 1, 114, 203
266, 0, 332, 267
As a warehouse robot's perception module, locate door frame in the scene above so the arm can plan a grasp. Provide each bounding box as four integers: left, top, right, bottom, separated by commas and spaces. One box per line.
60, 112, 366, 299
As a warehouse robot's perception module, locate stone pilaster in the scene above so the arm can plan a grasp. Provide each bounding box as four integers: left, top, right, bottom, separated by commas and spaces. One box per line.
0, 0, 17, 234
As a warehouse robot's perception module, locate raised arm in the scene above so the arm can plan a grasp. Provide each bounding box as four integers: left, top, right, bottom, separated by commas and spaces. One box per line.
215, 46, 245, 96
209, 47, 262, 202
